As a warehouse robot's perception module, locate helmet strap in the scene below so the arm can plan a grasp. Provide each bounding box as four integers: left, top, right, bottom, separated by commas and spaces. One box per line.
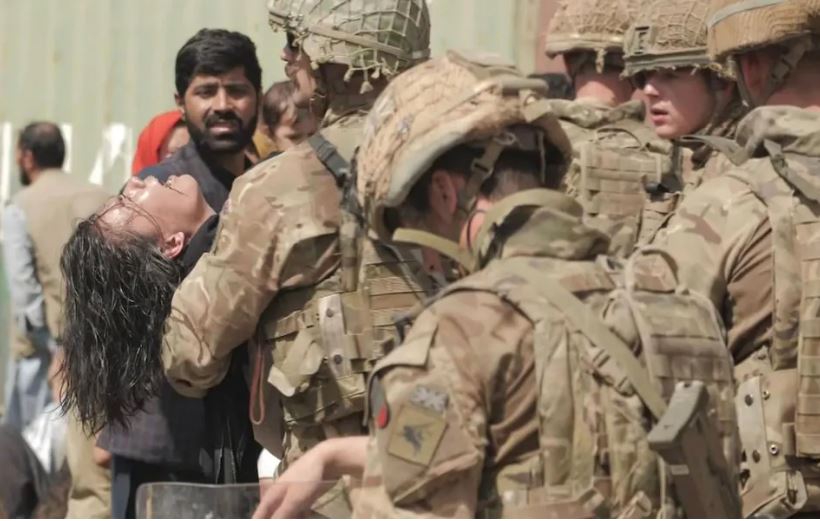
737, 36, 811, 107
391, 227, 478, 275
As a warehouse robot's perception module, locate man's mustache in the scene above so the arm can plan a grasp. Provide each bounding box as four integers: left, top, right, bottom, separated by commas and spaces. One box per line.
204, 112, 243, 130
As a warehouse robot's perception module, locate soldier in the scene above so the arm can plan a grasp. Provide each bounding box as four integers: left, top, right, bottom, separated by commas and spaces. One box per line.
160, 0, 432, 516
254, 52, 740, 519
622, 0, 746, 188
545, 0, 682, 255
649, 0, 820, 515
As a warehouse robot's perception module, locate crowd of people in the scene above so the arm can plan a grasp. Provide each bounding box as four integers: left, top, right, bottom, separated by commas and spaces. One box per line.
2, 0, 820, 518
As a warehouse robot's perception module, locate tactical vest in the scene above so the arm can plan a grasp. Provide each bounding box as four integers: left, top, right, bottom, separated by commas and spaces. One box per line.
558, 107, 683, 257
703, 135, 820, 516
260, 131, 432, 464
430, 249, 738, 518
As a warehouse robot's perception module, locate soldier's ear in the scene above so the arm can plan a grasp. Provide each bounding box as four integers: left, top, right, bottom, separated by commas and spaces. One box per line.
160, 231, 186, 260
428, 169, 461, 223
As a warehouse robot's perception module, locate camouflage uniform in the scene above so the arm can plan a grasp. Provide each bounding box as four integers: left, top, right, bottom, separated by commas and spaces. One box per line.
651, 1, 820, 515
161, 2, 431, 513
352, 52, 739, 518
545, 0, 681, 256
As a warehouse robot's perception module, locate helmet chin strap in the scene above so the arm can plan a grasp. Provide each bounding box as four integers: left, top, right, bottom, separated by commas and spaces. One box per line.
392, 227, 478, 278
736, 36, 811, 108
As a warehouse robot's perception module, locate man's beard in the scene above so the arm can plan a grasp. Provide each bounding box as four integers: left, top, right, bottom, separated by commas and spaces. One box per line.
186, 111, 257, 155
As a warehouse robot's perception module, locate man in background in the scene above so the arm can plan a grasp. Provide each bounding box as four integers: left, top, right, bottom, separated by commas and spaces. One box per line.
2, 122, 109, 433
1, 121, 111, 517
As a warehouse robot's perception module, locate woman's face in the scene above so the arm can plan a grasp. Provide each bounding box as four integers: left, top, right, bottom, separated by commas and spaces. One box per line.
640, 68, 717, 139
102, 175, 212, 242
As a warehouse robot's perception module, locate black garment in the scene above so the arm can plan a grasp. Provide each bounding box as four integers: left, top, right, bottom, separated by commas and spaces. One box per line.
97, 383, 205, 471
0, 425, 49, 518
110, 457, 205, 519
137, 141, 240, 211
181, 215, 262, 484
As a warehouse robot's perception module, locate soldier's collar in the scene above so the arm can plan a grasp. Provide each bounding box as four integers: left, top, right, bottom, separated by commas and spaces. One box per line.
471, 188, 610, 267
734, 105, 820, 158
322, 90, 381, 127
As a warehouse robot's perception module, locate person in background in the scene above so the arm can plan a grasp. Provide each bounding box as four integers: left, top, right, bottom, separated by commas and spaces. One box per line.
130, 111, 190, 175
2, 122, 109, 434
0, 424, 49, 517
48, 349, 112, 519
257, 80, 317, 155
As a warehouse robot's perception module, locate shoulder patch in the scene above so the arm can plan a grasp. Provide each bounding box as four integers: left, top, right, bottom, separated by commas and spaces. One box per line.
387, 404, 447, 467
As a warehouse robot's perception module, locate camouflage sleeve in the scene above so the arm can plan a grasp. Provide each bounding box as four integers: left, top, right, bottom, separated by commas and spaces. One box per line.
354, 290, 534, 518
162, 155, 341, 397
652, 173, 773, 358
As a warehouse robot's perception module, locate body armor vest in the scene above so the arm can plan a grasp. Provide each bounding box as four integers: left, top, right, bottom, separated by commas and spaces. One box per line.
706, 135, 820, 516
431, 248, 738, 517
261, 131, 432, 462
557, 102, 683, 256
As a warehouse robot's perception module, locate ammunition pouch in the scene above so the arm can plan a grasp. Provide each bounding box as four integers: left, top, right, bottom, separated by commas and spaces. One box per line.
455, 249, 739, 518
574, 122, 681, 256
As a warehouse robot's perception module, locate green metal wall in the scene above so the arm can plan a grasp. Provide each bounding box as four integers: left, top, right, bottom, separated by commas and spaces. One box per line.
0, 0, 553, 400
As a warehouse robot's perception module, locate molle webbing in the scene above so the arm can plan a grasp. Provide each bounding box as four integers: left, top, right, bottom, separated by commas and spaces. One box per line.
570, 117, 680, 256
730, 145, 820, 458
498, 254, 735, 517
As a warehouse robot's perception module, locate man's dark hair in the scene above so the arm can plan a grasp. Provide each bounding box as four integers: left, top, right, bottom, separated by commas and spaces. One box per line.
18, 122, 65, 169
399, 136, 567, 218
60, 211, 183, 433
175, 28, 262, 95
261, 80, 296, 129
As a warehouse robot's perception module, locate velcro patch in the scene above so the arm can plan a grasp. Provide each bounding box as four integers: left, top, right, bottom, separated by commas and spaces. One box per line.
409, 385, 449, 414
370, 378, 390, 429
386, 403, 447, 467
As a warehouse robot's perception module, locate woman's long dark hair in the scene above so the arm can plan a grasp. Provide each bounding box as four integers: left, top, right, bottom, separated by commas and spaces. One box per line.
59, 212, 183, 433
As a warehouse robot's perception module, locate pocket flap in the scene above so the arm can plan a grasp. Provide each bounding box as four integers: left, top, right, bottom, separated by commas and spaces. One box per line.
267, 328, 323, 397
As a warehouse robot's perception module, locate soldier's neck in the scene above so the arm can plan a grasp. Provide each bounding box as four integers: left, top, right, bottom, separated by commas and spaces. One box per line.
573, 72, 633, 108
322, 81, 387, 126
766, 64, 820, 112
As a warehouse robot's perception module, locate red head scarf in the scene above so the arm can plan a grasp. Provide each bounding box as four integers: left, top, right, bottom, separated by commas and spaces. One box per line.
131, 110, 183, 175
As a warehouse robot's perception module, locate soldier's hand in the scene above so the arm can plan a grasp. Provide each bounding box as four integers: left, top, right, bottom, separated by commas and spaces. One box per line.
252, 444, 335, 518
252, 436, 368, 518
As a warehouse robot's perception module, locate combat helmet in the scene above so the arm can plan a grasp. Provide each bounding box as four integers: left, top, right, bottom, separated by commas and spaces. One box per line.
356, 51, 572, 270
267, 0, 431, 90
706, 0, 820, 103
623, 0, 733, 79
545, 0, 640, 73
